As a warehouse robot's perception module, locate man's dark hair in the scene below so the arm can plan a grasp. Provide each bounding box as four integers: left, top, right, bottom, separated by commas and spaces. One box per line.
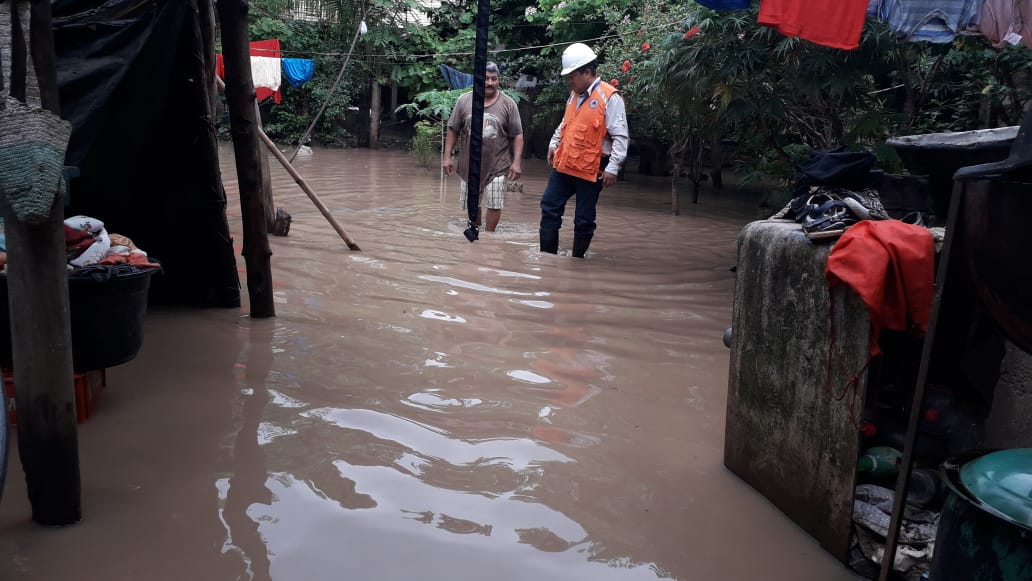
574, 60, 598, 75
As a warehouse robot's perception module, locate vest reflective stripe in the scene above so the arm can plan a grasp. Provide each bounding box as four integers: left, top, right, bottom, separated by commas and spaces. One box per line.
554, 81, 618, 181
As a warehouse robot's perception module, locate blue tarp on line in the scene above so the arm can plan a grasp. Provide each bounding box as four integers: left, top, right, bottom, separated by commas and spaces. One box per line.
282, 58, 315, 87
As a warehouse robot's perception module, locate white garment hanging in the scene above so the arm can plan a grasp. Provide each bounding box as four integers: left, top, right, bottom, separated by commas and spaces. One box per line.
250, 56, 281, 92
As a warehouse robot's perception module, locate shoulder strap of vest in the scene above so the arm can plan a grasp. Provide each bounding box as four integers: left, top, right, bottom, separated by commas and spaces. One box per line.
593, 81, 618, 106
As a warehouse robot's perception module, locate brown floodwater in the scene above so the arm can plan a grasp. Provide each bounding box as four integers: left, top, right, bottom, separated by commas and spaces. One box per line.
0, 147, 856, 580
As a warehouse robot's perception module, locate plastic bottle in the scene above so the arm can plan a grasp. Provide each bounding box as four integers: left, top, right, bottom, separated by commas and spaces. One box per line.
906, 467, 942, 507
857, 446, 903, 477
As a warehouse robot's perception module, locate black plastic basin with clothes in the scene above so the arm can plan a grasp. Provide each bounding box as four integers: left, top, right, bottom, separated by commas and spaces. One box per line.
0, 265, 156, 372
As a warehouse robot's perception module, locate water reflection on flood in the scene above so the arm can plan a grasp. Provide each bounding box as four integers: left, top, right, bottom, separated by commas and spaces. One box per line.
0, 147, 854, 581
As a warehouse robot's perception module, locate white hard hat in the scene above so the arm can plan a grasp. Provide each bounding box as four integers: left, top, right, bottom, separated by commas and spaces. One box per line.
560, 43, 597, 75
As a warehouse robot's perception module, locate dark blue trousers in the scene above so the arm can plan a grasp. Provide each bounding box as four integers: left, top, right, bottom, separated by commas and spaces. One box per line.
539, 170, 603, 239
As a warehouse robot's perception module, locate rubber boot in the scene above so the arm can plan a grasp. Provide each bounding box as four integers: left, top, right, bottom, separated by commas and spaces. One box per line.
540, 229, 559, 254
572, 237, 591, 258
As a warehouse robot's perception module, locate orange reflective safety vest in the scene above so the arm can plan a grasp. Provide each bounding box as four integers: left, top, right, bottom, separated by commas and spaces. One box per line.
554, 80, 618, 182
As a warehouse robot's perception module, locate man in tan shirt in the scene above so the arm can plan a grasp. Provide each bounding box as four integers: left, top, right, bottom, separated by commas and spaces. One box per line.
443, 62, 524, 232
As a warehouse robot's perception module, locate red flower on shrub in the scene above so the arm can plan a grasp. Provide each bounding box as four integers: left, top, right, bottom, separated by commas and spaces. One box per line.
609, 78, 620, 86
641, 42, 651, 52
684, 26, 700, 40
621, 60, 632, 73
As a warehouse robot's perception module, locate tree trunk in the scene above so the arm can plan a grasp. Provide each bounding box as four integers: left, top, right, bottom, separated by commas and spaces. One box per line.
687, 135, 704, 204
369, 79, 380, 149
671, 161, 681, 216
216, 0, 275, 318
2, 0, 81, 526
709, 134, 723, 190
900, 48, 917, 126
389, 81, 398, 122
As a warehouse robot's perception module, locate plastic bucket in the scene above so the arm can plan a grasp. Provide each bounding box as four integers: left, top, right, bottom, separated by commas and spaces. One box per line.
929, 452, 1032, 580
0, 267, 156, 372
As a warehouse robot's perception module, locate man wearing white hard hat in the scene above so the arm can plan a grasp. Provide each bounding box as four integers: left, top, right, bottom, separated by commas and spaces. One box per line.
539, 42, 629, 258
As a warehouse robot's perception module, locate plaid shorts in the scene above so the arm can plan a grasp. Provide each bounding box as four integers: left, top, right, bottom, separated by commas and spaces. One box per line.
459, 175, 506, 210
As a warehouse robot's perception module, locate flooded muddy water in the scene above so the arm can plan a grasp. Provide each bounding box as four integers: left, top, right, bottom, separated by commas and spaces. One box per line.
0, 147, 855, 580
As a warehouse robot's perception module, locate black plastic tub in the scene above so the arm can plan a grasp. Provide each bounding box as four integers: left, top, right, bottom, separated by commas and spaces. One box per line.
0, 266, 156, 372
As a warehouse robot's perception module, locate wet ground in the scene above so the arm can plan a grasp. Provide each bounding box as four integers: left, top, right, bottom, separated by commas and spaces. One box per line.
0, 147, 855, 580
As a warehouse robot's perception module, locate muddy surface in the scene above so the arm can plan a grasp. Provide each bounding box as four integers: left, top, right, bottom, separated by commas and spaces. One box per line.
0, 147, 854, 580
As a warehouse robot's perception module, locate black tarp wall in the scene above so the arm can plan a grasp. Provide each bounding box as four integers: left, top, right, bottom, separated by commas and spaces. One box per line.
52, 0, 240, 307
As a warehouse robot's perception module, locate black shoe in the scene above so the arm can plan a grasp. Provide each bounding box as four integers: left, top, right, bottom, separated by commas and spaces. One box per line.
572, 237, 591, 258
801, 199, 857, 241
540, 229, 559, 254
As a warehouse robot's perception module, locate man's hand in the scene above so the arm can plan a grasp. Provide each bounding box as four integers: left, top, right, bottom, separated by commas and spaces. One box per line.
507, 161, 522, 181
442, 157, 454, 176
547, 147, 557, 167
601, 171, 617, 187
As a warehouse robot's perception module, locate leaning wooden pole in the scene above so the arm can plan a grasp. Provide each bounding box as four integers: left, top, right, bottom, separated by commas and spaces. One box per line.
215, 77, 360, 250
256, 129, 362, 251
216, 0, 275, 318
1, 0, 81, 525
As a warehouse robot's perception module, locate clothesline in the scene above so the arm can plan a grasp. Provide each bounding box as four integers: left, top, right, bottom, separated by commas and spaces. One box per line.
243, 18, 688, 60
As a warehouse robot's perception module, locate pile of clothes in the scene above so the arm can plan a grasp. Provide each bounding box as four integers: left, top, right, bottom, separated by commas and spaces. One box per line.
64, 215, 160, 270
850, 484, 940, 580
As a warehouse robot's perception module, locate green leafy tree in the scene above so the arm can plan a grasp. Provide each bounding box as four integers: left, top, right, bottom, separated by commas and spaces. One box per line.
244, 0, 1032, 197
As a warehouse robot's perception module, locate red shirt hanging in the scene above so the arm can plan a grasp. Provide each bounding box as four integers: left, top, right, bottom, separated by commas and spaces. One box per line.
759, 0, 869, 50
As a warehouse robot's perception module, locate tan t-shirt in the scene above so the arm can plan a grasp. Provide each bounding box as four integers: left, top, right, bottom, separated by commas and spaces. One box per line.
447, 91, 523, 191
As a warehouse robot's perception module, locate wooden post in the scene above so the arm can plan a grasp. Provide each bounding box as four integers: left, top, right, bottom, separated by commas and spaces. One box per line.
369, 78, 381, 149
197, 0, 218, 121
253, 100, 277, 232
1, 0, 81, 526
215, 0, 275, 318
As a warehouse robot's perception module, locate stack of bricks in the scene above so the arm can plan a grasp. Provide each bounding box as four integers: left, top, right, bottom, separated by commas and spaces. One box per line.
2, 368, 106, 425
